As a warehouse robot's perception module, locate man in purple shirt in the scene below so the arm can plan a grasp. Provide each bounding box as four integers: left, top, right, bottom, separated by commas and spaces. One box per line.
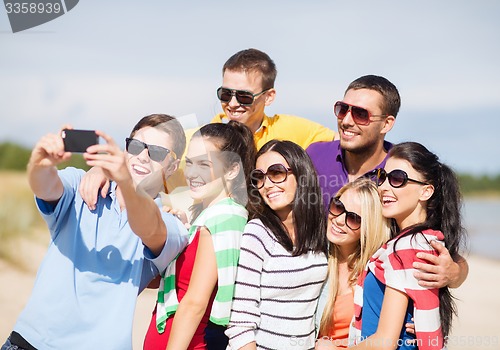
307, 75, 398, 209
307, 75, 468, 288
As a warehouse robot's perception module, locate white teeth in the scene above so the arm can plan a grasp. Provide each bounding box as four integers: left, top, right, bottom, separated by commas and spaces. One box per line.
343, 130, 355, 136
190, 181, 205, 188
383, 196, 396, 204
267, 192, 282, 199
228, 110, 243, 117
132, 165, 150, 175
332, 225, 345, 234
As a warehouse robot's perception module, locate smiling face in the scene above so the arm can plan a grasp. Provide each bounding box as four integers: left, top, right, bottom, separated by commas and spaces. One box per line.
220, 69, 275, 133
184, 136, 229, 208
338, 88, 394, 155
327, 188, 362, 256
379, 157, 434, 229
126, 126, 176, 185
255, 151, 297, 221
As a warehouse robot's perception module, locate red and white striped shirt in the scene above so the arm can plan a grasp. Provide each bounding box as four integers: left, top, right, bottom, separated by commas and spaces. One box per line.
350, 229, 446, 350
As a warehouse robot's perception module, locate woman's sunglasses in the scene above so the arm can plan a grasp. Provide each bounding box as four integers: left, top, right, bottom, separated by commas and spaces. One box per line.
250, 163, 292, 189
376, 168, 429, 188
125, 138, 176, 163
328, 197, 362, 230
217, 87, 270, 106
334, 101, 388, 126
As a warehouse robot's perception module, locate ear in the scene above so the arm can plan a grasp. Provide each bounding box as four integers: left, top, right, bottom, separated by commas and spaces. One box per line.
380, 115, 395, 135
164, 158, 180, 177
419, 184, 434, 202
264, 88, 276, 107
224, 162, 241, 182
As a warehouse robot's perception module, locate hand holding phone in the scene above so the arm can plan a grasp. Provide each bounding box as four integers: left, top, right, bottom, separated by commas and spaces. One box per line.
61, 129, 99, 153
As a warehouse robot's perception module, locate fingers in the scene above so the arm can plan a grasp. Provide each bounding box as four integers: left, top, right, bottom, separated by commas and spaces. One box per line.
100, 181, 110, 198
415, 251, 439, 264
33, 133, 70, 165
79, 175, 98, 210
430, 239, 449, 255
416, 279, 441, 288
162, 206, 173, 213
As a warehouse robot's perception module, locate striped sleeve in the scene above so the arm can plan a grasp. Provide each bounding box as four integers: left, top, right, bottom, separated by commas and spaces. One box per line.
225, 221, 268, 349
377, 230, 445, 350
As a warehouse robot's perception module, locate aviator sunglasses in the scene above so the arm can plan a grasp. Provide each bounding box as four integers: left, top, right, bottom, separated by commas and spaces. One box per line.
250, 163, 293, 189
376, 168, 429, 188
125, 138, 176, 162
217, 87, 271, 106
334, 101, 388, 126
328, 197, 362, 230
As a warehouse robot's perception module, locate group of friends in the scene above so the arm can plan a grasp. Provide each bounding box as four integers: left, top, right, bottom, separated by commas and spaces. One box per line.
3, 48, 468, 350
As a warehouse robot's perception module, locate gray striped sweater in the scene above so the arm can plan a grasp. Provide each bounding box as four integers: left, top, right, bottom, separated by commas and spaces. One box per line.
226, 219, 328, 350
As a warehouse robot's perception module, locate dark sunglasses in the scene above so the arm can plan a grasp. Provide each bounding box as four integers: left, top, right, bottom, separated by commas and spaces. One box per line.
376, 168, 429, 188
250, 163, 292, 189
328, 197, 362, 230
217, 87, 270, 106
334, 101, 388, 126
125, 138, 176, 162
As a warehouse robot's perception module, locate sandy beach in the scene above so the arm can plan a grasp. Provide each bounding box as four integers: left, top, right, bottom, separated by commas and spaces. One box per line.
1, 235, 499, 350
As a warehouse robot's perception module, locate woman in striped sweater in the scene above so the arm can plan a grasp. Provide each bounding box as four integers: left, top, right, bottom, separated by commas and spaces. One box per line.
333, 142, 467, 350
143, 121, 256, 350
226, 140, 329, 350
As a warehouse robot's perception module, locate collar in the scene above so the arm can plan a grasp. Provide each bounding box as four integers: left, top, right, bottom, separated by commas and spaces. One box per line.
254, 114, 270, 134
336, 140, 394, 175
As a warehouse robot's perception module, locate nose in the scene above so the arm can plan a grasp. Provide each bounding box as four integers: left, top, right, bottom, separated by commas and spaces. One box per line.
227, 94, 241, 107
334, 212, 347, 227
262, 175, 275, 188
341, 109, 356, 126
136, 148, 150, 162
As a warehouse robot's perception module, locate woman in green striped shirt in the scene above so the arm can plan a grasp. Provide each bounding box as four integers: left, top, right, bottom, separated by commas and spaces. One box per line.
144, 121, 256, 350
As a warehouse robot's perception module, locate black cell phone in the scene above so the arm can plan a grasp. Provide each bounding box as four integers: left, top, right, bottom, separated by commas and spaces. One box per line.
61, 129, 99, 153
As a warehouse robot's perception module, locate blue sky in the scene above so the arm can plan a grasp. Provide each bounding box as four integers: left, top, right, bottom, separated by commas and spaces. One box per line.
1, 0, 499, 174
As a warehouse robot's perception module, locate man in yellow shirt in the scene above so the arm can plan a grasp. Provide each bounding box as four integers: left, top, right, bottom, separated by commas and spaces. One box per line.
211, 48, 336, 150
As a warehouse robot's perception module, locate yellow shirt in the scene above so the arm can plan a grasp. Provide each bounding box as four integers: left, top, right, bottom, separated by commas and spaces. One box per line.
166, 113, 335, 204
211, 113, 336, 150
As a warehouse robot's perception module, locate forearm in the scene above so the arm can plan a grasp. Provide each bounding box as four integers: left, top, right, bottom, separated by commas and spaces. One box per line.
27, 159, 63, 202
166, 297, 208, 350
119, 178, 166, 255
449, 255, 469, 288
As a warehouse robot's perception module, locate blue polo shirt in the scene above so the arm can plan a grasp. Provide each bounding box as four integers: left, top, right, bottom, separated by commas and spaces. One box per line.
306, 140, 393, 209
13, 167, 188, 350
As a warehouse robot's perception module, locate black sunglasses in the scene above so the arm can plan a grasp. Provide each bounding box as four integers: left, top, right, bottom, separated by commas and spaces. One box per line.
250, 163, 292, 189
125, 138, 176, 162
334, 101, 387, 126
376, 168, 429, 188
328, 197, 362, 230
217, 87, 270, 106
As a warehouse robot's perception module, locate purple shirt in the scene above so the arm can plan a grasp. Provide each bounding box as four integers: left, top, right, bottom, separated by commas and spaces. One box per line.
306, 140, 393, 209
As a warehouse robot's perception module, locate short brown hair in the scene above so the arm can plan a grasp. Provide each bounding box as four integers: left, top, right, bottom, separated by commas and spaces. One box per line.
222, 48, 277, 90
129, 114, 186, 158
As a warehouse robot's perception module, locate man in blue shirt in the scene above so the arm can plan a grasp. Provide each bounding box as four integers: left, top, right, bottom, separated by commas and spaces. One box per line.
2, 114, 189, 350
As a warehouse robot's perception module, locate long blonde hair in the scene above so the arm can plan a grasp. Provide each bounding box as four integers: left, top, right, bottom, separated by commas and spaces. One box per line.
319, 178, 391, 336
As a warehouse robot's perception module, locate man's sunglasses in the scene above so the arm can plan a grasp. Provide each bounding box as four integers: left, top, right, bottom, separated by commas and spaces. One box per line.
334, 101, 388, 126
125, 138, 176, 163
217, 87, 270, 106
250, 163, 292, 189
328, 197, 362, 230
376, 168, 429, 188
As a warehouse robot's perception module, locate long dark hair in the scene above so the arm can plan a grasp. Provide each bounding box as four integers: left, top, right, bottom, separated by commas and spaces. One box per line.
388, 141, 467, 337
189, 121, 256, 220
249, 140, 328, 256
